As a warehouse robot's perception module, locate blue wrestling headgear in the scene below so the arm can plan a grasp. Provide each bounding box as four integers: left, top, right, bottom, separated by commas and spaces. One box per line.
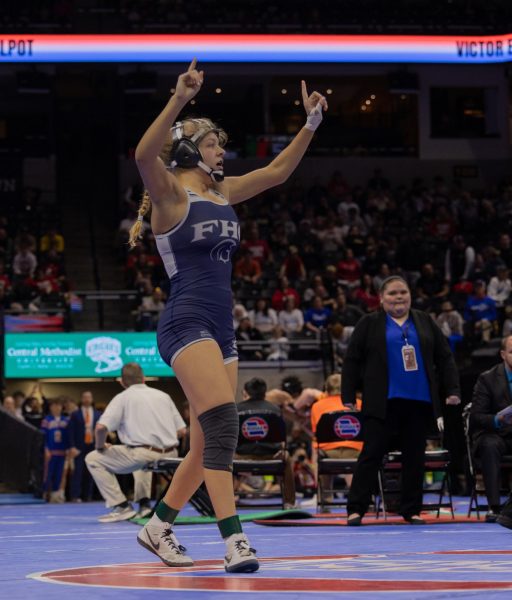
169, 118, 227, 183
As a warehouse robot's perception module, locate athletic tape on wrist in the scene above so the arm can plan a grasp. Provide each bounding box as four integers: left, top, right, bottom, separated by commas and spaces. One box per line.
304, 103, 323, 131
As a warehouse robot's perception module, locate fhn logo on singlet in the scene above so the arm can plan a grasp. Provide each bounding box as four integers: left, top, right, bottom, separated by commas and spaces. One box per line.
85, 336, 124, 374
190, 219, 240, 264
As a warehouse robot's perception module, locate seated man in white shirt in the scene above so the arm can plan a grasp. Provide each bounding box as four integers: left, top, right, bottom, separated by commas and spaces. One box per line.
86, 362, 187, 522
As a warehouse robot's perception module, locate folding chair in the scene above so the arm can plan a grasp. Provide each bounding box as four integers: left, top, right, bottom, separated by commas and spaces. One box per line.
233, 411, 288, 509
315, 410, 381, 512
463, 402, 512, 519
378, 446, 454, 519
144, 458, 214, 516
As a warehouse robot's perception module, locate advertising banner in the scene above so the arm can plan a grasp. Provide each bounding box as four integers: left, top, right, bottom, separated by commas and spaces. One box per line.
5, 332, 174, 378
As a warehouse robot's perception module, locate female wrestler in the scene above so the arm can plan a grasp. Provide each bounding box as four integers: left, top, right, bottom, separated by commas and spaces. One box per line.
130, 59, 327, 572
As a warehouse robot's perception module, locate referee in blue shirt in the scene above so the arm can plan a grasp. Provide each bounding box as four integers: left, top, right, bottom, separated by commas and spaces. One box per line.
342, 276, 461, 525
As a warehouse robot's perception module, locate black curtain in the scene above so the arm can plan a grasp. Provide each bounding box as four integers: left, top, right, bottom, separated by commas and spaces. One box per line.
0, 411, 44, 495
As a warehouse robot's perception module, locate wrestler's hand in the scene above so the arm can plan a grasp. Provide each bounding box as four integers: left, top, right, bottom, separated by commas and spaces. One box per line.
174, 58, 204, 103
302, 80, 328, 131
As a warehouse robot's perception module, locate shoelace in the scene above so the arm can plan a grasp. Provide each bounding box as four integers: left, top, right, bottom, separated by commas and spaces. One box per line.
160, 528, 185, 554
234, 540, 256, 556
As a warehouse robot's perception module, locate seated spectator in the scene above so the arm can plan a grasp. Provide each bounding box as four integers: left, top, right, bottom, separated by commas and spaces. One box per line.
337, 248, 361, 290
269, 222, 290, 256
483, 246, 506, 281
414, 263, 449, 312
234, 248, 262, 286
40, 226, 65, 254
125, 250, 159, 288
353, 274, 380, 313
498, 233, 512, 269
278, 296, 304, 337
315, 220, 344, 254
233, 302, 249, 330
235, 317, 264, 360
344, 206, 367, 236
136, 286, 165, 331
444, 235, 475, 285
14, 229, 37, 254
436, 301, 464, 353
344, 225, 367, 258
266, 325, 290, 361
330, 322, 355, 366
303, 275, 325, 304
271, 276, 301, 312
428, 205, 457, 242
470, 335, 512, 522
30, 279, 67, 312
304, 296, 332, 336
310, 374, 363, 501
503, 306, 512, 337
10, 271, 38, 309
372, 263, 390, 292
240, 222, 272, 265
39, 247, 66, 281
236, 378, 296, 509
249, 298, 278, 338
361, 245, 380, 277
323, 265, 341, 297
12, 242, 37, 280
464, 280, 498, 342
488, 266, 512, 322
327, 170, 350, 201
279, 245, 307, 285
328, 290, 365, 327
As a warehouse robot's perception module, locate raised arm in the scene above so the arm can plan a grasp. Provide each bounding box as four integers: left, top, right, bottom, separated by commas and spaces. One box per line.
135, 59, 204, 205
226, 81, 328, 204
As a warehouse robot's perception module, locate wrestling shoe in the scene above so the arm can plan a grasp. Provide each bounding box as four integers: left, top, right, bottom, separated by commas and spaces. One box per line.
136, 505, 153, 519
224, 533, 259, 573
137, 524, 193, 567
98, 504, 137, 523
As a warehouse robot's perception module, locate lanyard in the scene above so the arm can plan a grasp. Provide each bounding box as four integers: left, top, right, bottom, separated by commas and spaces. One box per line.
401, 322, 410, 346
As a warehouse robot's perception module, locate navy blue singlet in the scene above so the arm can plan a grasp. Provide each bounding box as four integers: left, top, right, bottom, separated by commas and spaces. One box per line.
155, 189, 240, 365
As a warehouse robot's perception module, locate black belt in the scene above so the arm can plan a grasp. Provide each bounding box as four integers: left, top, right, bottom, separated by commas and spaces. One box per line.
130, 444, 178, 454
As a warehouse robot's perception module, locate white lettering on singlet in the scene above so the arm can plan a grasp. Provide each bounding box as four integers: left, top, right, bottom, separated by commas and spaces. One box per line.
191, 219, 240, 242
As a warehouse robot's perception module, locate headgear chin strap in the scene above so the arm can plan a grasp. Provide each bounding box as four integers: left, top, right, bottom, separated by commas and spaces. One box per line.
169, 120, 225, 182
197, 161, 225, 182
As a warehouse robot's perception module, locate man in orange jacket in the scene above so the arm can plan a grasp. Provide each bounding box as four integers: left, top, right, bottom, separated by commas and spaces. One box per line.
311, 374, 363, 504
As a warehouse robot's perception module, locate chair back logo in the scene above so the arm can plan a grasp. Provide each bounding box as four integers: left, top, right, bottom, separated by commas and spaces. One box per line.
334, 414, 361, 439
241, 416, 269, 440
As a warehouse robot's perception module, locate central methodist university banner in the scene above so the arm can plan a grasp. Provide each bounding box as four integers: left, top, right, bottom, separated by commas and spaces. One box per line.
4, 332, 174, 378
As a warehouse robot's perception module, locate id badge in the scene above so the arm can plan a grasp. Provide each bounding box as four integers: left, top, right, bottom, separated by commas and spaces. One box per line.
402, 344, 418, 371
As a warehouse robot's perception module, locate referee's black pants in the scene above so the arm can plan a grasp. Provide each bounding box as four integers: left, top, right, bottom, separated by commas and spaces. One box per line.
347, 398, 433, 519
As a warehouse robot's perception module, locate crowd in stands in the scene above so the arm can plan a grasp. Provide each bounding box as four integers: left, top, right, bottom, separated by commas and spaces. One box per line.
0, 188, 71, 329
3, 0, 510, 34
120, 169, 512, 365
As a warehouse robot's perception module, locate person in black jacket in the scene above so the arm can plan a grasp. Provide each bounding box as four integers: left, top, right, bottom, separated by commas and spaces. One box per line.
236, 377, 296, 508
67, 391, 101, 502
471, 335, 512, 523
342, 275, 461, 525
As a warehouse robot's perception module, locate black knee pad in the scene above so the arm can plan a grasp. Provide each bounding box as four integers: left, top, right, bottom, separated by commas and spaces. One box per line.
198, 402, 239, 472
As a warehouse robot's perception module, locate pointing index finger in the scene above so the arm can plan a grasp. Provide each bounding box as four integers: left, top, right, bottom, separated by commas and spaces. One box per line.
301, 80, 309, 104
188, 58, 197, 72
